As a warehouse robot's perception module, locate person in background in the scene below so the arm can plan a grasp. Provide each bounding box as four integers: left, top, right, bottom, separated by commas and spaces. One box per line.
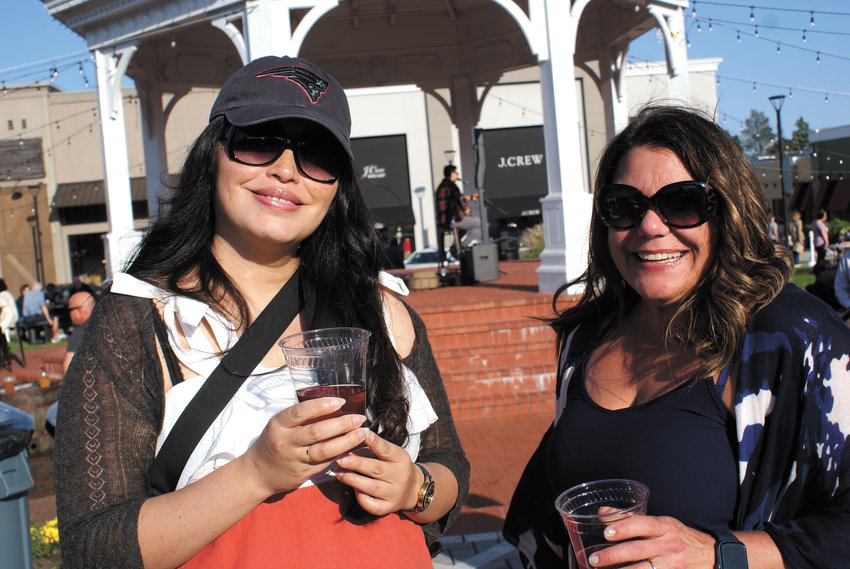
55, 55, 468, 569
434, 164, 465, 266
788, 210, 806, 265
813, 209, 829, 263
63, 291, 95, 373
21, 282, 65, 342
0, 279, 18, 342
45, 290, 98, 439
15, 283, 29, 317
505, 105, 850, 569
767, 213, 779, 242
454, 192, 483, 248
833, 244, 850, 318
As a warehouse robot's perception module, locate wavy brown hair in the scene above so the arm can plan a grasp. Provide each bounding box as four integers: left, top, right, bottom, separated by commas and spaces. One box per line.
551, 105, 792, 378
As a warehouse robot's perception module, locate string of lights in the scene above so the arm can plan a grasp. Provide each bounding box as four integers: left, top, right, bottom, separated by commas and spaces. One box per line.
687, 18, 850, 64
690, 1, 850, 19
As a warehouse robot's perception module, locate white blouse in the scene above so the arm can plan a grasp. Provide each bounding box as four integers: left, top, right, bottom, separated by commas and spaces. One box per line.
110, 272, 438, 490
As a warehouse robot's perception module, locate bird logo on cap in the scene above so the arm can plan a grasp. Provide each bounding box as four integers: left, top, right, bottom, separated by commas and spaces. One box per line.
254, 66, 330, 104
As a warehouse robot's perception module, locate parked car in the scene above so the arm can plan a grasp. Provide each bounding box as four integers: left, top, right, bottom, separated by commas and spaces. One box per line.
403, 248, 460, 270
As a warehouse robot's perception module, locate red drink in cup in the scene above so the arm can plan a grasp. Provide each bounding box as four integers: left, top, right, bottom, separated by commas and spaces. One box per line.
281, 327, 371, 420
295, 383, 366, 417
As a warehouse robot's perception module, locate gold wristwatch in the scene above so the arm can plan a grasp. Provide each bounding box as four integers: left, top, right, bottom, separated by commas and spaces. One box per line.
408, 463, 435, 513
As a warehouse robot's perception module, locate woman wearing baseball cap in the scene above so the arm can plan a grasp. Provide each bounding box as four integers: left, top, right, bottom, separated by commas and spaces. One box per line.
55, 56, 468, 568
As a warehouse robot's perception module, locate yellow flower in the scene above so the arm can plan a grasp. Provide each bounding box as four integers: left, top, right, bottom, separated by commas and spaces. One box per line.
41, 525, 59, 544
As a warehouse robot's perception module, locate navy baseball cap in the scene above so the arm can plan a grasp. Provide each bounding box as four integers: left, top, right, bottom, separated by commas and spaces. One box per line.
210, 55, 352, 159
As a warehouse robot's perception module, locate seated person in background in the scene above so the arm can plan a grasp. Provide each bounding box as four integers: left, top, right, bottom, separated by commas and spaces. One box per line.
63, 291, 96, 373
807, 259, 842, 312
21, 282, 65, 342
833, 249, 850, 318
0, 278, 18, 342
15, 284, 28, 317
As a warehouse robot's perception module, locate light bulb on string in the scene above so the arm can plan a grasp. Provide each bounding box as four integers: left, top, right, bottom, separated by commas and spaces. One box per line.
754, 25, 759, 38
697, 21, 702, 32
691, 0, 696, 18
816, 51, 821, 64
752, 82, 757, 92
736, 30, 741, 43
708, 19, 713, 32
789, 88, 793, 99
170, 33, 176, 48
749, 6, 754, 22
78, 63, 84, 75
776, 43, 781, 55
825, 93, 829, 104
810, 11, 815, 28
802, 30, 807, 43
687, 34, 691, 48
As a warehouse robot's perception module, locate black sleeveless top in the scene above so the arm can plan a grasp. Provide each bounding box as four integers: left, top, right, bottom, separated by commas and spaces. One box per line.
546, 364, 739, 533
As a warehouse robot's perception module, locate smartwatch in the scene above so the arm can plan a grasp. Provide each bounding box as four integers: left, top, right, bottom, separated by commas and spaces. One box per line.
710, 531, 748, 569
407, 463, 435, 513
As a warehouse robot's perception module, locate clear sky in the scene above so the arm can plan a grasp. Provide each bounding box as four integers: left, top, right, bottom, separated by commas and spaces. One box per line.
2, 0, 849, 137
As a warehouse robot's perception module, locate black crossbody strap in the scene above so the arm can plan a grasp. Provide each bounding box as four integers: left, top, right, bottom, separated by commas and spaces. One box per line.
149, 270, 301, 494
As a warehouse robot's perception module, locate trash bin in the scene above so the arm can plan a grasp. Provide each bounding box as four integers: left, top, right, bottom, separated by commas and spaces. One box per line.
0, 401, 35, 569
496, 237, 520, 261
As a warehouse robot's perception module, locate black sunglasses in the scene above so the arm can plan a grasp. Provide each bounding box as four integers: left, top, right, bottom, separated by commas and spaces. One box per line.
223, 124, 342, 183
596, 181, 716, 230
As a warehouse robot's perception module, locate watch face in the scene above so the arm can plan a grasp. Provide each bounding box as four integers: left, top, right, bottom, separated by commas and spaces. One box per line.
718, 541, 748, 569
422, 481, 435, 510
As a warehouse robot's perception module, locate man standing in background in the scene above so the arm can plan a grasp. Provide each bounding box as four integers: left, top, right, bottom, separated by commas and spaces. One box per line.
434, 164, 465, 267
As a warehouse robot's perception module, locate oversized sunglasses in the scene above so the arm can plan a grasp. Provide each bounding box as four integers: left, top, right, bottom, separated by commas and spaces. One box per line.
596, 181, 716, 230
223, 124, 342, 183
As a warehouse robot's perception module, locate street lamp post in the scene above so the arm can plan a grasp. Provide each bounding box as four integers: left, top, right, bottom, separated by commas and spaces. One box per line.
769, 95, 789, 243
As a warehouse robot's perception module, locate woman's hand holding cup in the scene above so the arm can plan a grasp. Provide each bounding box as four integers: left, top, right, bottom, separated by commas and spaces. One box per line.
243, 396, 368, 497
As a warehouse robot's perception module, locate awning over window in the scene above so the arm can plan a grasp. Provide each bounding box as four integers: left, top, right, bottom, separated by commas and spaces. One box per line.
789, 182, 812, 212
480, 126, 547, 219
0, 138, 45, 181
811, 180, 835, 212
351, 135, 415, 227
53, 177, 148, 208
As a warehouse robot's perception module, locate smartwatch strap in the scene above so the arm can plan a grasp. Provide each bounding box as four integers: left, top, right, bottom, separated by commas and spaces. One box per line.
709, 531, 748, 569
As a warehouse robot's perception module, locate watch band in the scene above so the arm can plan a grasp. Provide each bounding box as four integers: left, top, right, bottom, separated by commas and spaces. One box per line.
709, 531, 748, 569
408, 463, 435, 513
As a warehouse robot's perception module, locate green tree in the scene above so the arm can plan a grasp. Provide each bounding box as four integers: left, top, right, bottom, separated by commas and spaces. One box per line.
739, 110, 775, 159
788, 117, 811, 155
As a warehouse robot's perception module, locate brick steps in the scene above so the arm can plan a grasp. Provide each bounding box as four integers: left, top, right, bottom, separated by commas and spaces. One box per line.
427, 319, 555, 353
423, 296, 560, 419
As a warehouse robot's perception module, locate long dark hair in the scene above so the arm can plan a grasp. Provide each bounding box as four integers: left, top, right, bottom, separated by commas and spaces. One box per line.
551, 105, 792, 379
128, 116, 410, 446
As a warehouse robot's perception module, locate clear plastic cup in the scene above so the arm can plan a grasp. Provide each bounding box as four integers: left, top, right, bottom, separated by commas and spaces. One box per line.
555, 479, 650, 569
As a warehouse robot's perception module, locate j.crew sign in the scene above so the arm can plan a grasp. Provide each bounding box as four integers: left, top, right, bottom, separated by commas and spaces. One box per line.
361, 164, 387, 179
496, 154, 544, 168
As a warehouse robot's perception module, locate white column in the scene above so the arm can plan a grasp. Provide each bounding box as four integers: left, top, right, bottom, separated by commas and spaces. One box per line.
535, 0, 593, 293
94, 47, 142, 276
450, 76, 478, 194
244, 0, 294, 58
647, 2, 690, 103
137, 80, 168, 223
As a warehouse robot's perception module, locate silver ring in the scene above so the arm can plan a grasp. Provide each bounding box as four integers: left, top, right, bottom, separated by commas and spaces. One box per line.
648, 560, 658, 569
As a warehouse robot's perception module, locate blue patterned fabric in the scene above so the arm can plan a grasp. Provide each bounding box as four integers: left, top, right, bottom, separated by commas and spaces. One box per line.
504, 285, 850, 568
